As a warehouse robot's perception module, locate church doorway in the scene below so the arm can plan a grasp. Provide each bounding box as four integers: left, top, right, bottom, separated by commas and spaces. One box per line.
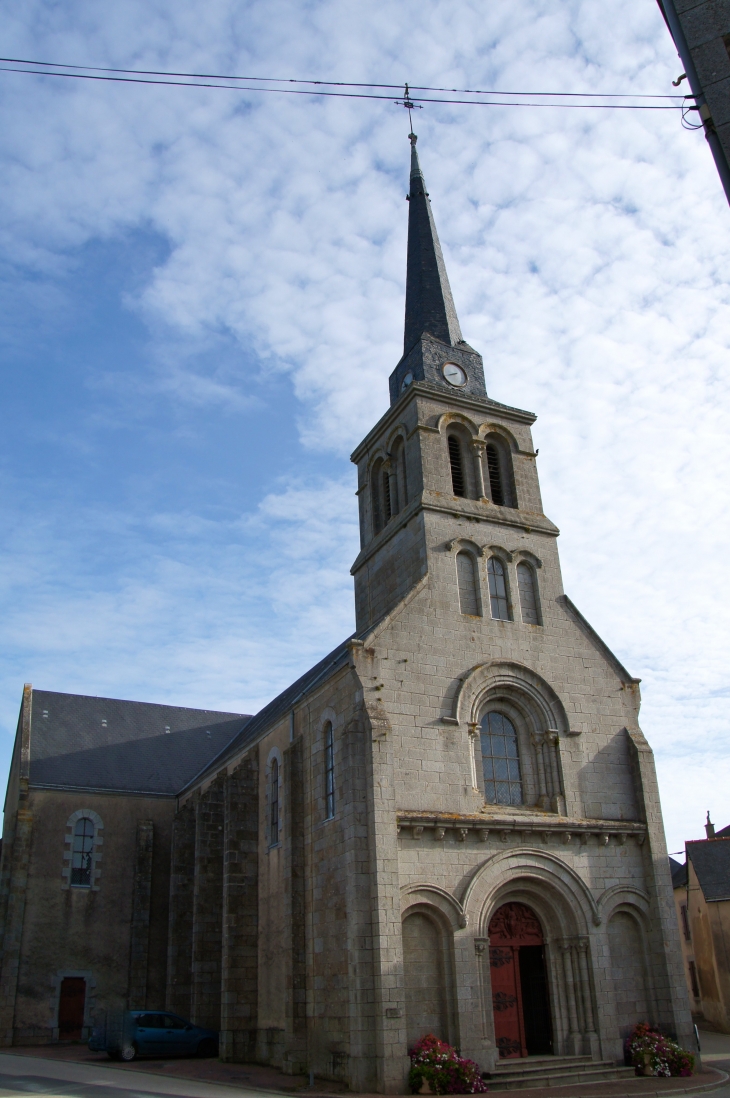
489, 902, 552, 1059
58, 977, 86, 1040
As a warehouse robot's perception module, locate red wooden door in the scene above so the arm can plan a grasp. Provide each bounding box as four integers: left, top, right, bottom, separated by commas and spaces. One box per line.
489, 903, 544, 1059
58, 977, 86, 1040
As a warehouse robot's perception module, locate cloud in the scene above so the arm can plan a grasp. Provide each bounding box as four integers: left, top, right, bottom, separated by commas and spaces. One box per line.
0, 0, 729, 851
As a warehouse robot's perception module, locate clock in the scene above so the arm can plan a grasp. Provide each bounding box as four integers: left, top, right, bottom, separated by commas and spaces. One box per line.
442, 362, 467, 387
400, 371, 414, 392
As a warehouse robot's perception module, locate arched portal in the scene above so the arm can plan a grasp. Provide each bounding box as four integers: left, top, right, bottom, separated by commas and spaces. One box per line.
489, 902, 552, 1059
402, 910, 450, 1048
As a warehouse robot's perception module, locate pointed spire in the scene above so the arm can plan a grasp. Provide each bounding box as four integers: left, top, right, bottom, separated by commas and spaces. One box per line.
404, 134, 463, 355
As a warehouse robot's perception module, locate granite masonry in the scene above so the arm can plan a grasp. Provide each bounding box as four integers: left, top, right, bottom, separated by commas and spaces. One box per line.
0, 136, 693, 1092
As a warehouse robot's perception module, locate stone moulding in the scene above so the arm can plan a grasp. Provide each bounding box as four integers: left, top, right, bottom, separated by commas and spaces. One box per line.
396, 811, 646, 848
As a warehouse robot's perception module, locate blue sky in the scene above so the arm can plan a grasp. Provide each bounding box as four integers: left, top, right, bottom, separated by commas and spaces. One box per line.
1, 0, 729, 853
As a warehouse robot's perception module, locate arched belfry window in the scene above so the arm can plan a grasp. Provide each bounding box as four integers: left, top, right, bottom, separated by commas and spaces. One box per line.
447, 435, 466, 498
480, 712, 523, 805
324, 721, 335, 820
456, 552, 480, 616
486, 444, 504, 505
382, 465, 392, 525
270, 757, 280, 846
391, 437, 407, 514
371, 460, 384, 535
71, 817, 94, 888
484, 435, 517, 509
487, 557, 511, 621
517, 562, 541, 625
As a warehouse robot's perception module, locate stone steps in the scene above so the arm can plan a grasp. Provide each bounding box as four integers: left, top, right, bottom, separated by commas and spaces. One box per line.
485, 1055, 636, 1090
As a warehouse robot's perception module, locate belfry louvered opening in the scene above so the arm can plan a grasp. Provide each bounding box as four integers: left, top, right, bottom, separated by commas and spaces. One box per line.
486, 444, 504, 505
448, 435, 466, 497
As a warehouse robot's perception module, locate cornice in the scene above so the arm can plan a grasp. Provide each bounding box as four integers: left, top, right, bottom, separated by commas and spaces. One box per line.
396, 809, 646, 845
350, 492, 558, 575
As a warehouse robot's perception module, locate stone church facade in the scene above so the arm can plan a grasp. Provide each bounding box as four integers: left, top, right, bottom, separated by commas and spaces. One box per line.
0, 137, 692, 1092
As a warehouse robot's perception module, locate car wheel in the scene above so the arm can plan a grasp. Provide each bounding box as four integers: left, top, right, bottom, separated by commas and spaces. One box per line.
196, 1039, 217, 1058
120, 1045, 137, 1061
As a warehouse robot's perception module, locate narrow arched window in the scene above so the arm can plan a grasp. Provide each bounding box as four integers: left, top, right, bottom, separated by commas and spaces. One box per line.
382, 467, 392, 524
372, 460, 384, 535
486, 443, 505, 505
517, 562, 541, 624
324, 722, 335, 820
71, 817, 94, 888
270, 758, 279, 846
391, 438, 407, 514
480, 712, 523, 805
448, 435, 466, 497
487, 557, 511, 620
456, 552, 480, 616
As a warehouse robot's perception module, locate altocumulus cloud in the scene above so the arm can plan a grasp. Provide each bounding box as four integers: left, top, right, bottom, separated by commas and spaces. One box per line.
0, 0, 729, 851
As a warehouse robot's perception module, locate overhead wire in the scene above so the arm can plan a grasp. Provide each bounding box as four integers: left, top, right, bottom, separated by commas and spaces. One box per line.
0, 56, 689, 109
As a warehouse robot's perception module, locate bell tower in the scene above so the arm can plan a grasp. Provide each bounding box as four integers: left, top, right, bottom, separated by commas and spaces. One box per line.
351, 135, 557, 635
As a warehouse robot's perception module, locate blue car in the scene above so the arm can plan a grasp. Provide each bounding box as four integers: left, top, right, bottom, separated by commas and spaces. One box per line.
89, 1010, 218, 1060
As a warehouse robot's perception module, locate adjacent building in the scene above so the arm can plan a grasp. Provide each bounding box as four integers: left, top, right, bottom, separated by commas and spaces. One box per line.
0, 138, 693, 1092
671, 817, 730, 1032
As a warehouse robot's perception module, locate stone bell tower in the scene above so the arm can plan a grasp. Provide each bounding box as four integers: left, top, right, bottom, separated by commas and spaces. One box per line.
351, 133, 556, 638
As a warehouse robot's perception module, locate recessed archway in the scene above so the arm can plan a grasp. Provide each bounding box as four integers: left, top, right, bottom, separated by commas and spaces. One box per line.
489, 902, 552, 1059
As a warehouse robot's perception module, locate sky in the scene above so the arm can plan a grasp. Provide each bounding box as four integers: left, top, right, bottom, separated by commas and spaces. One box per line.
0, 0, 729, 855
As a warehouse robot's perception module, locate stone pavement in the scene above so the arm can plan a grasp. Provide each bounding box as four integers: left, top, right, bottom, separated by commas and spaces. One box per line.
3, 1044, 729, 1098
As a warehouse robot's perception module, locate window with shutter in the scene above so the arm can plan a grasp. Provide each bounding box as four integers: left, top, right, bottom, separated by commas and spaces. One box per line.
456, 552, 480, 615
448, 436, 466, 497
382, 469, 392, 523
517, 562, 540, 624
372, 461, 384, 535
487, 557, 511, 620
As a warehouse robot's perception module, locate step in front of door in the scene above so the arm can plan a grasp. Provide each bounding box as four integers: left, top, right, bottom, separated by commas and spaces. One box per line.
486, 1058, 637, 1090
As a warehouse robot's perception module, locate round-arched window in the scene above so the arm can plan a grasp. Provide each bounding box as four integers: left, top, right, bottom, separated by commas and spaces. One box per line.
480, 712, 523, 806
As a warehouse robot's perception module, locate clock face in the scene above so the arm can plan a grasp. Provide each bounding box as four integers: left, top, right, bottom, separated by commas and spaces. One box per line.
400, 371, 414, 392
443, 361, 467, 387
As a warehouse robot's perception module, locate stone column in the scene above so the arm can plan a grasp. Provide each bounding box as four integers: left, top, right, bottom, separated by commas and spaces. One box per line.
560, 942, 581, 1054
471, 441, 487, 500
128, 821, 154, 1009
531, 732, 550, 809
220, 753, 259, 1062
191, 776, 225, 1029
468, 724, 479, 790
385, 460, 398, 516
576, 938, 599, 1058
166, 802, 196, 1017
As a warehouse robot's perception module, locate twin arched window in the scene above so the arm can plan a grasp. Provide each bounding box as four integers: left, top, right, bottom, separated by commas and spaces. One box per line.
487, 558, 511, 621
371, 439, 408, 536
446, 431, 517, 507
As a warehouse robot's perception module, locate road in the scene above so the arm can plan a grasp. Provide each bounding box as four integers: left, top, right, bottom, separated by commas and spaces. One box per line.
0, 1054, 285, 1098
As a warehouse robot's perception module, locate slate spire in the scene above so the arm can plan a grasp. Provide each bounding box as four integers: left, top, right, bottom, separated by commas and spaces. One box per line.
404, 133, 463, 355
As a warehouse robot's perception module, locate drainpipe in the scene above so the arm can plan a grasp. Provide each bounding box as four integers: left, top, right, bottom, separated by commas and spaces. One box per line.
656, 0, 730, 206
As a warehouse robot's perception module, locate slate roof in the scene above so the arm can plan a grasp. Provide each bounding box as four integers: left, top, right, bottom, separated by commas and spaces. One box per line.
669, 856, 687, 889
29, 689, 250, 796
178, 636, 353, 793
687, 837, 730, 902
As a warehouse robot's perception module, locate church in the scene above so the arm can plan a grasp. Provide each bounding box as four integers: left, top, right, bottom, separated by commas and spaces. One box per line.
0, 136, 692, 1093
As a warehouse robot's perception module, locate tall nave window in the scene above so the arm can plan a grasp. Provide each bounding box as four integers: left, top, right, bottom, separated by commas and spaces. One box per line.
480, 712, 523, 806
71, 817, 94, 888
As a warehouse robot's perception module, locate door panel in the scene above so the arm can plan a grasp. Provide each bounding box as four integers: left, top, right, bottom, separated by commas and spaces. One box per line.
489, 902, 551, 1058
58, 978, 86, 1040
489, 946, 523, 1059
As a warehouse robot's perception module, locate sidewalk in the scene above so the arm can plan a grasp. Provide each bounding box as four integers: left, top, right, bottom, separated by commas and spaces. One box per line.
5, 1044, 728, 1098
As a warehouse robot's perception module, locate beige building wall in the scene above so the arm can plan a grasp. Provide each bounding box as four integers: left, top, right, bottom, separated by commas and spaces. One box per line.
686, 858, 730, 1032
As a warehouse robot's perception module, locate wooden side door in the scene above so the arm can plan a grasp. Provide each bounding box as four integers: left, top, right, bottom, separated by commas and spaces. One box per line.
58, 977, 86, 1040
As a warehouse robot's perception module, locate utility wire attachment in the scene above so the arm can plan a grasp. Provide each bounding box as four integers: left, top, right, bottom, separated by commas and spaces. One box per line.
396, 82, 422, 131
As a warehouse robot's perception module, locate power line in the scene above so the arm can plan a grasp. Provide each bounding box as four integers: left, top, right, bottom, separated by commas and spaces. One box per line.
0, 57, 687, 109
0, 57, 686, 100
